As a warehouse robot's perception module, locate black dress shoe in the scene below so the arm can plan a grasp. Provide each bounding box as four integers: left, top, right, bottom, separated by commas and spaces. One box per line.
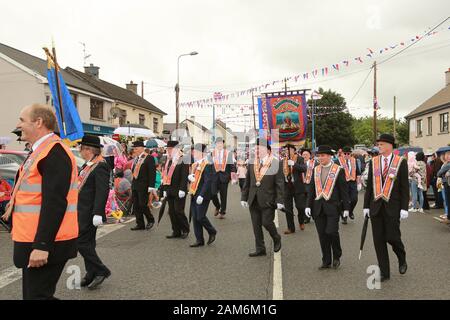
399, 262, 408, 275
342, 217, 348, 224
273, 236, 282, 253
332, 258, 341, 269
166, 234, 181, 239
249, 251, 267, 257
130, 226, 145, 231
207, 233, 216, 245
349, 212, 355, 220
189, 242, 204, 247
180, 232, 189, 239
80, 277, 93, 287
87, 275, 107, 290
146, 222, 154, 230
318, 264, 331, 270
380, 274, 390, 282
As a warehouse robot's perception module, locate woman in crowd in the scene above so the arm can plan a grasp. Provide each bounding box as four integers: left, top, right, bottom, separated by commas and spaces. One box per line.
412, 152, 427, 213
437, 150, 450, 222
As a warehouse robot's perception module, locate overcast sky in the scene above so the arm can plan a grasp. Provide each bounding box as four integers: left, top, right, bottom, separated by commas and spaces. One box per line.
1, 0, 449, 132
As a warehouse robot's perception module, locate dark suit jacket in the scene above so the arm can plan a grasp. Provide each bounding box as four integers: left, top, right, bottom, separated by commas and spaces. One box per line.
131, 154, 156, 192
363, 156, 409, 217
241, 158, 284, 209
78, 160, 110, 235
210, 150, 236, 184
306, 167, 350, 218
335, 157, 362, 184
162, 158, 189, 197
285, 156, 307, 194
193, 163, 214, 201
13, 144, 77, 268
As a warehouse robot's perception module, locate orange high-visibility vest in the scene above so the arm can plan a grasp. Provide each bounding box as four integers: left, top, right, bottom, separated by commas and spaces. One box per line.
11, 135, 79, 243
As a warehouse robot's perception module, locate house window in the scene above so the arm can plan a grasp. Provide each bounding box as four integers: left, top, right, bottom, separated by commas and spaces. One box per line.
70, 93, 78, 109
427, 117, 432, 135
416, 119, 423, 137
153, 117, 159, 133
440, 113, 449, 133
139, 114, 145, 126
90, 99, 104, 120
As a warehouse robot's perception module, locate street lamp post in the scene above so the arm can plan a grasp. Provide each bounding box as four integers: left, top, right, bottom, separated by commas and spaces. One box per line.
175, 51, 198, 135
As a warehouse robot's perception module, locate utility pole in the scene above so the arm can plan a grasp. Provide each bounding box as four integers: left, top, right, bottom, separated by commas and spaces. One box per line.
284, 78, 288, 94
252, 91, 256, 130
393, 95, 397, 140
373, 61, 377, 145
141, 81, 144, 98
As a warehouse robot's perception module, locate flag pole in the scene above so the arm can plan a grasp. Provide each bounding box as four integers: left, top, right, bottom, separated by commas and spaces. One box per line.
51, 43, 66, 136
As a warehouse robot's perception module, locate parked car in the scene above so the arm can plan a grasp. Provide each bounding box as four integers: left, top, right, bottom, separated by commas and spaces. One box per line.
0, 150, 28, 165
0, 154, 20, 187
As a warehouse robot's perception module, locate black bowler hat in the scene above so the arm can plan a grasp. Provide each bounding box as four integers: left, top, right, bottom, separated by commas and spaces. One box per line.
80, 135, 103, 148
316, 145, 334, 155
256, 138, 271, 150
342, 146, 352, 153
194, 143, 207, 152
301, 148, 312, 155
132, 140, 145, 148
376, 134, 396, 147
166, 140, 179, 148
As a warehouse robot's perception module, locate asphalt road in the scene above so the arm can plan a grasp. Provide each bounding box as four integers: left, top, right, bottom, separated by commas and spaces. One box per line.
1, 186, 449, 300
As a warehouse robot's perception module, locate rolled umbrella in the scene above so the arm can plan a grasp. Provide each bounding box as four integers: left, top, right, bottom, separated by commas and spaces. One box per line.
359, 215, 370, 260
157, 197, 168, 225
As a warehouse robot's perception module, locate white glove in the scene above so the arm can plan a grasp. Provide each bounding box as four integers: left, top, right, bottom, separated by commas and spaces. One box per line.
343, 210, 349, 218
288, 160, 295, 166
357, 183, 362, 192
148, 187, 156, 193
196, 196, 204, 205
188, 174, 196, 182
163, 191, 167, 198
400, 209, 408, 220
93, 215, 103, 227
363, 208, 370, 218
305, 208, 311, 218
241, 201, 249, 208
276, 203, 284, 211
178, 190, 186, 198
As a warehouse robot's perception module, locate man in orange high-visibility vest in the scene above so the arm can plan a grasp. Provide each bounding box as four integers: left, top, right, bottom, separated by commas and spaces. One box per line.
1, 104, 78, 300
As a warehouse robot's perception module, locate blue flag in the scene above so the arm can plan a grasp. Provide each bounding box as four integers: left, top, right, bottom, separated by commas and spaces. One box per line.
46, 53, 84, 141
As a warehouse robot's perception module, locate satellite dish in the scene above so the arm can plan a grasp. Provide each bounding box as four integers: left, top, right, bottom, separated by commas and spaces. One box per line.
110, 107, 121, 119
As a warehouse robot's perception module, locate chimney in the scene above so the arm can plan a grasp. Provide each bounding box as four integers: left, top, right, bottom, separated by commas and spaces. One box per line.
446, 68, 450, 87
126, 81, 138, 94
84, 63, 100, 79
190, 116, 196, 123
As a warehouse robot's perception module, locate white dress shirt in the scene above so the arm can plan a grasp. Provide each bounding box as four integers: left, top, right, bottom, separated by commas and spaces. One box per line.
381, 153, 393, 172
32, 132, 54, 151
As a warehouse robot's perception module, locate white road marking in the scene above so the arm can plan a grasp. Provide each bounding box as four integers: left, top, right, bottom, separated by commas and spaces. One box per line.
0, 217, 135, 289
272, 210, 283, 300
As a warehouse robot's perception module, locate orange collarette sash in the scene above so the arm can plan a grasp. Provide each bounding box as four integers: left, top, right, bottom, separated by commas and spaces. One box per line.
314, 163, 340, 201
372, 154, 403, 202
283, 154, 298, 179
78, 155, 105, 191
132, 154, 148, 179
338, 156, 357, 181
189, 160, 208, 195
303, 159, 315, 184
162, 157, 177, 185
254, 154, 274, 187
213, 149, 228, 172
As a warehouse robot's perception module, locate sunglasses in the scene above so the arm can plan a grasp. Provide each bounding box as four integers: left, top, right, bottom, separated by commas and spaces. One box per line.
344, 152, 351, 155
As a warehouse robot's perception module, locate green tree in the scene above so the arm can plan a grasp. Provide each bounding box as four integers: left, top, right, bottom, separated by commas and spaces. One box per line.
307, 88, 355, 150
352, 116, 409, 147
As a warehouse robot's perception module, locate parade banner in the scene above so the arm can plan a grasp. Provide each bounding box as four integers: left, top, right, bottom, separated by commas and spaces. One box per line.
258, 91, 307, 146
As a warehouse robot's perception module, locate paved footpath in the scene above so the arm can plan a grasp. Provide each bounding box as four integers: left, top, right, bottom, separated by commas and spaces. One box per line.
1, 186, 449, 300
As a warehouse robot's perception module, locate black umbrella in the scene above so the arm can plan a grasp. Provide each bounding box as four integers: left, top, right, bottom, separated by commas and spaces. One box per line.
157, 197, 168, 225
359, 216, 370, 260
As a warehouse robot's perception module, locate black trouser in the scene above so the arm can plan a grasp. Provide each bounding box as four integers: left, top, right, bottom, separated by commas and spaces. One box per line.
167, 196, 189, 235
283, 185, 306, 231
212, 182, 229, 214
431, 177, 443, 208
370, 206, 406, 277
249, 197, 280, 253
191, 197, 216, 243
422, 190, 430, 210
22, 261, 67, 300
343, 181, 358, 218
132, 190, 154, 228
239, 178, 246, 191
78, 227, 111, 282
314, 211, 342, 265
